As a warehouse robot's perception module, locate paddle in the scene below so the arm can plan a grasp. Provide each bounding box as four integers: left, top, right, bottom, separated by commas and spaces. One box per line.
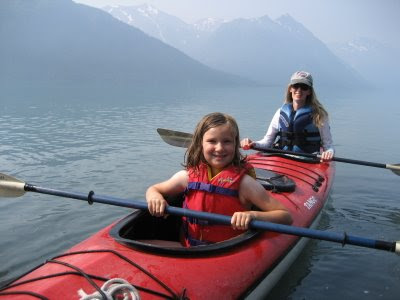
157, 128, 400, 176
1, 172, 399, 254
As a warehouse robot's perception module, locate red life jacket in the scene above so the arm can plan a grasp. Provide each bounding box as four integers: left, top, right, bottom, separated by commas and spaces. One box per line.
182, 163, 251, 247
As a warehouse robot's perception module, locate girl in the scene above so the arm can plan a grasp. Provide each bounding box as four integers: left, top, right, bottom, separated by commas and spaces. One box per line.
146, 112, 292, 247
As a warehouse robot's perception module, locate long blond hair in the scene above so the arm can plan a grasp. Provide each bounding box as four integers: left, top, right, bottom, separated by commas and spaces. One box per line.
184, 112, 245, 171
284, 85, 328, 127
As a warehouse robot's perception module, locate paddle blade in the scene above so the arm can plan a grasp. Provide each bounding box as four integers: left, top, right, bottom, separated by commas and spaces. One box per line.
0, 173, 26, 197
387, 164, 400, 176
157, 128, 193, 148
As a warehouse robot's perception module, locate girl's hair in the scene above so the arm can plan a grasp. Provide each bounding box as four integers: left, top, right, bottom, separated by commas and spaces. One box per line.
184, 112, 245, 170
284, 85, 329, 128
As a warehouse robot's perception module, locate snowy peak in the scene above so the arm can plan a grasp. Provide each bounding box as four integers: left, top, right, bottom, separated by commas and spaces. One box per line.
102, 4, 371, 87
329, 37, 395, 58
193, 17, 225, 32
102, 4, 192, 44
335, 37, 385, 54
328, 37, 397, 86
136, 3, 159, 17
254, 15, 276, 26
103, 4, 164, 26
275, 14, 315, 38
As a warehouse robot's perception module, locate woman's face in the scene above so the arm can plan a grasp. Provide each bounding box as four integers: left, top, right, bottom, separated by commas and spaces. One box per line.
290, 83, 311, 105
202, 123, 235, 175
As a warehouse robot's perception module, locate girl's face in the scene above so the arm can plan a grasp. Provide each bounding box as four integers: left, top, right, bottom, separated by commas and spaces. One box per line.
202, 123, 235, 175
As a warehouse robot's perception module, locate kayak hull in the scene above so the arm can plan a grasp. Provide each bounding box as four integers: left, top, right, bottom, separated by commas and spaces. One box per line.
0, 153, 335, 299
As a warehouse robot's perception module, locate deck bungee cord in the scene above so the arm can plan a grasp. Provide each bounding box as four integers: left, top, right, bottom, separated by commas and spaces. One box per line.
252, 162, 322, 191
250, 156, 325, 181
0, 249, 182, 299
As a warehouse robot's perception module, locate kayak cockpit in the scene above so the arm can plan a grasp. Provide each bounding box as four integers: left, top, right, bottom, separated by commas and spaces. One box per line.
110, 195, 260, 256
110, 209, 260, 256
110, 165, 297, 256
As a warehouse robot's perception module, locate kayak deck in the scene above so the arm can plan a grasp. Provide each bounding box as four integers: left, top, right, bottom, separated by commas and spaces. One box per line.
0, 153, 335, 299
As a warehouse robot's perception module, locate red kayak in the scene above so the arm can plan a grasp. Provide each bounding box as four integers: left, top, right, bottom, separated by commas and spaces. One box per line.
0, 153, 335, 299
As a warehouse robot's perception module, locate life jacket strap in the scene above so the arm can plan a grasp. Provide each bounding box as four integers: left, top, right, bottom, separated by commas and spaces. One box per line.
182, 202, 213, 226
182, 220, 212, 246
277, 131, 321, 147
186, 182, 238, 197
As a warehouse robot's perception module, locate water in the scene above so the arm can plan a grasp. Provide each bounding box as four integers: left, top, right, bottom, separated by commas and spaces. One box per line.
1, 85, 400, 299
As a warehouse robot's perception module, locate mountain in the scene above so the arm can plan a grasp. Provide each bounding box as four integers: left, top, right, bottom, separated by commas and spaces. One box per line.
328, 37, 398, 87
198, 14, 365, 87
0, 0, 247, 96
102, 4, 224, 56
104, 5, 366, 88
103, 4, 196, 52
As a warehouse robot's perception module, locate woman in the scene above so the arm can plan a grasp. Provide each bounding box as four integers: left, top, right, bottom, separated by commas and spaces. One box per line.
241, 71, 334, 161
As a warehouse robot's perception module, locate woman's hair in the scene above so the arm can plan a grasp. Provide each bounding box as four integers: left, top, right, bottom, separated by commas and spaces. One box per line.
184, 112, 245, 170
284, 85, 328, 128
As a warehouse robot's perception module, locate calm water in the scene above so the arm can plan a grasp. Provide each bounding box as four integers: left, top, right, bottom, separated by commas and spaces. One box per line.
1, 86, 399, 299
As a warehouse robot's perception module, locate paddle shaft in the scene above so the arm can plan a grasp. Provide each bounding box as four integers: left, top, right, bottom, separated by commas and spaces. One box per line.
23, 183, 399, 254
253, 147, 389, 168
157, 128, 400, 175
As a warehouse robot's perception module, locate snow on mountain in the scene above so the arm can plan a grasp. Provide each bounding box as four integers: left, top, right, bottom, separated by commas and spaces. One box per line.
193, 17, 225, 32
103, 4, 367, 87
190, 13, 364, 87
333, 37, 381, 53
103, 4, 195, 45
329, 37, 398, 86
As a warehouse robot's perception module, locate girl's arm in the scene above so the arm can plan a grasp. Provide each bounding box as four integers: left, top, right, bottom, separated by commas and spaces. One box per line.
146, 170, 188, 217
233, 174, 293, 230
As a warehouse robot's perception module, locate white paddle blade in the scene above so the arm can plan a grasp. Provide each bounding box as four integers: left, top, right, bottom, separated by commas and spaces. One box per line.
0, 173, 26, 197
157, 128, 193, 148
387, 164, 400, 176
396, 242, 400, 255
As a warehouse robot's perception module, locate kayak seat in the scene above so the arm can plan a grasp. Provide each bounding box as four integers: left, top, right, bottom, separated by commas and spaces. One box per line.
254, 168, 296, 192
110, 193, 260, 256
136, 239, 183, 247
117, 194, 184, 243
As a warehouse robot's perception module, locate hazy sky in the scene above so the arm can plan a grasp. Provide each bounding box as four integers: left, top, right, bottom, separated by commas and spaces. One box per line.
73, 0, 399, 47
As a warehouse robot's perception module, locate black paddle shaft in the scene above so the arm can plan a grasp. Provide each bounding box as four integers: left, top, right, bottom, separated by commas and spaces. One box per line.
254, 147, 387, 168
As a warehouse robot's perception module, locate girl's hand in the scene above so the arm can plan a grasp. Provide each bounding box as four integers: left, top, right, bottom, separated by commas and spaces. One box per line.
145, 170, 188, 217
231, 211, 254, 230
147, 196, 168, 217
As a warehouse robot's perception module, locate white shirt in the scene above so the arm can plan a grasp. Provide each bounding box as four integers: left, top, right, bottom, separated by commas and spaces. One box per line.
253, 108, 335, 154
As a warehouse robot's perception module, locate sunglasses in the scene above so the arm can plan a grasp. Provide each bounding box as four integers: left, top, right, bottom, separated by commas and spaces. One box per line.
291, 84, 310, 91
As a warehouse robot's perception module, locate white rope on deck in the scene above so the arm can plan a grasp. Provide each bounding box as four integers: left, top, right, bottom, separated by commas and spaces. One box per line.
78, 278, 140, 300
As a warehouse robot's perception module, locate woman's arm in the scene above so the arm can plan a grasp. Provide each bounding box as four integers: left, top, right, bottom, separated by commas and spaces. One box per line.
253, 108, 280, 149
319, 117, 335, 161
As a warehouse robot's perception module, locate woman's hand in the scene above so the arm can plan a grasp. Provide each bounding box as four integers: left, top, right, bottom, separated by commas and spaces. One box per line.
240, 138, 254, 150
231, 211, 254, 230
320, 149, 334, 162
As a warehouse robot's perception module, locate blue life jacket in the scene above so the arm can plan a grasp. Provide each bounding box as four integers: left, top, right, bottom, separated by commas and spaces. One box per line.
276, 103, 321, 153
